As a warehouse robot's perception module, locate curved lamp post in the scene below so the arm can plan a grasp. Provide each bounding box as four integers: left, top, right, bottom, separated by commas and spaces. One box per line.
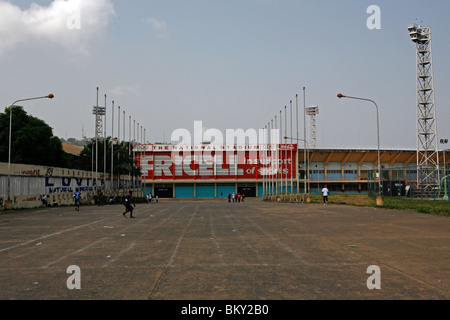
337, 93, 383, 206
7, 94, 54, 206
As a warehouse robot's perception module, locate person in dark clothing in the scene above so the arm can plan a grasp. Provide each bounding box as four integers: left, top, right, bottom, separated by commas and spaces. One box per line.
122, 191, 136, 218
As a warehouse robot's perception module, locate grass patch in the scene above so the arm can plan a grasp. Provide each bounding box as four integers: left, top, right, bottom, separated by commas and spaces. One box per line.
306, 193, 450, 216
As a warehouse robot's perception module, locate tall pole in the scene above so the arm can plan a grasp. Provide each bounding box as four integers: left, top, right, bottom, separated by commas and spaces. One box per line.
303, 87, 309, 201
118, 106, 121, 144
442, 140, 448, 176
275, 116, 278, 195
266, 123, 268, 196
118, 106, 121, 194
290, 100, 293, 193
337, 93, 383, 205
279, 111, 282, 194
284, 105, 287, 193
111, 100, 114, 189
296, 94, 299, 194
95, 87, 99, 194
262, 125, 266, 198
143, 126, 146, 197
286, 137, 309, 200
123, 110, 126, 195
129, 116, 132, 191
104, 94, 107, 190
129, 116, 131, 156
408, 24, 440, 194
271, 119, 274, 196
6, 94, 54, 202
268, 122, 271, 195
265, 124, 268, 196
133, 119, 136, 192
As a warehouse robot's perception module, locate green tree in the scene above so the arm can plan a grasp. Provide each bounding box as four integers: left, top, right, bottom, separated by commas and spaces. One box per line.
0, 106, 70, 167
76, 137, 141, 177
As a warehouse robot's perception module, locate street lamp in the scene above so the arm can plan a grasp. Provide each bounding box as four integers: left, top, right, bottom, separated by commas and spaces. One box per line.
337, 93, 383, 206
284, 136, 310, 203
6, 94, 54, 206
440, 139, 448, 177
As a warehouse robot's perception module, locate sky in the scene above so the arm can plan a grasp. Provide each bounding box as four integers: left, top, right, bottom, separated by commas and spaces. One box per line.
0, 0, 449, 149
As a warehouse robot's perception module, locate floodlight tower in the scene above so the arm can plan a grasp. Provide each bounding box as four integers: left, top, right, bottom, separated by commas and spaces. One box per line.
306, 105, 319, 148
93, 98, 106, 193
93, 106, 106, 138
408, 24, 440, 193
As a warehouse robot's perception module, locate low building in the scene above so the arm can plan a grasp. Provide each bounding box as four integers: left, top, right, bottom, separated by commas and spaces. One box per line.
135, 144, 448, 198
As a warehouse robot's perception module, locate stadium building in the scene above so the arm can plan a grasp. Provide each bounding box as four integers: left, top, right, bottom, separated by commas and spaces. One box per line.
135, 144, 449, 198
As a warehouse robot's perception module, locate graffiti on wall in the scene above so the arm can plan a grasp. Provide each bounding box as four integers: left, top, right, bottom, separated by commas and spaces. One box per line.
45, 177, 105, 194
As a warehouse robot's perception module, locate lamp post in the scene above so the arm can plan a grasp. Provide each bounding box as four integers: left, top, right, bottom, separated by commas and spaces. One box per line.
337, 93, 384, 206
296, 94, 299, 194
440, 139, 448, 177
6, 94, 54, 206
302, 87, 309, 202
439, 139, 449, 201
111, 101, 114, 190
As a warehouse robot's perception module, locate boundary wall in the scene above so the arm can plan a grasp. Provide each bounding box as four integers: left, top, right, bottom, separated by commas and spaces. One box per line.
0, 162, 139, 210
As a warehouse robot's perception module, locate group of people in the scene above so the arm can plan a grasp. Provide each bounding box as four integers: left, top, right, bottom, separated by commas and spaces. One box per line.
71, 190, 136, 218
68, 186, 329, 220
227, 192, 245, 203
40, 195, 60, 207
145, 193, 158, 204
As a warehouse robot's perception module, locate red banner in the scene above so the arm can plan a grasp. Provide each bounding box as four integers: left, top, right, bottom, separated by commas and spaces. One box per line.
137, 145, 297, 180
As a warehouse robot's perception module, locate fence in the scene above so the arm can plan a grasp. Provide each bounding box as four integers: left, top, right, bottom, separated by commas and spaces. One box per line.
0, 162, 142, 210
367, 164, 449, 201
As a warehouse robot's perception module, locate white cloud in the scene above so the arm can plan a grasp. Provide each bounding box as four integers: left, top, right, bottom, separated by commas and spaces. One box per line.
0, 0, 115, 54
109, 85, 141, 97
144, 17, 170, 38
144, 18, 167, 31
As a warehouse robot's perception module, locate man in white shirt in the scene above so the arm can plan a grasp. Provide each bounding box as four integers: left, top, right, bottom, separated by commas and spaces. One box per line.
322, 186, 329, 204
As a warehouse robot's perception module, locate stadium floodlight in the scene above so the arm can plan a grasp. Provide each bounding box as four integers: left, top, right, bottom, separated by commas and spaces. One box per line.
408, 24, 440, 195
305, 105, 319, 116
408, 24, 431, 44
305, 105, 319, 148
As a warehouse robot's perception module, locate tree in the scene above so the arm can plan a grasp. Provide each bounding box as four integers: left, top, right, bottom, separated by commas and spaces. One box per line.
76, 137, 141, 177
0, 106, 70, 167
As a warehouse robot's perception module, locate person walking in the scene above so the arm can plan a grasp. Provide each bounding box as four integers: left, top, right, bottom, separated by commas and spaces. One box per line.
98, 190, 104, 206
122, 191, 136, 218
73, 190, 81, 211
322, 186, 329, 204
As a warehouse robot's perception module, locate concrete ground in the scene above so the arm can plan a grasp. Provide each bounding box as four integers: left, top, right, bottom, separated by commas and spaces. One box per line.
0, 198, 448, 301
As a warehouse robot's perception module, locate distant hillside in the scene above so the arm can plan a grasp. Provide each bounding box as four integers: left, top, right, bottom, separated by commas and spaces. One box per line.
60, 137, 88, 147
